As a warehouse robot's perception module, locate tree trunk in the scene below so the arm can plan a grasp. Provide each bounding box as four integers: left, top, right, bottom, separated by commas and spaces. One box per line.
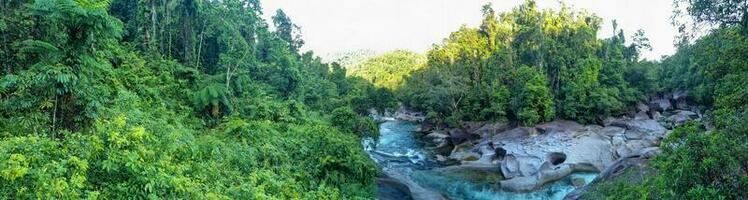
151, 0, 157, 51
52, 93, 57, 136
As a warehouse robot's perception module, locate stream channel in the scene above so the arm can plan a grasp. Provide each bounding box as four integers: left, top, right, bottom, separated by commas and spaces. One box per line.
363, 119, 597, 200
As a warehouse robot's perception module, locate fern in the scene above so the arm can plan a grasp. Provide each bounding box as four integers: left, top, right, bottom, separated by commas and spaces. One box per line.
19, 40, 63, 63
192, 83, 230, 117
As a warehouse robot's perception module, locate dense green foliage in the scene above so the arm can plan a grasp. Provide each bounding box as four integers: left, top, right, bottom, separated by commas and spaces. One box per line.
0, 0, 746, 198
609, 27, 748, 200
0, 0, 394, 198
591, 1, 748, 198
398, 1, 653, 125
348, 50, 426, 90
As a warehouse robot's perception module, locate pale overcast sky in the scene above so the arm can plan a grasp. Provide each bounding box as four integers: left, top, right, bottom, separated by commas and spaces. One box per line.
261, 0, 678, 61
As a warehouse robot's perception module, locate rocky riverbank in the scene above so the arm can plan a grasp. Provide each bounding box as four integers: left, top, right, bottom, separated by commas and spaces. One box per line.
376, 91, 702, 199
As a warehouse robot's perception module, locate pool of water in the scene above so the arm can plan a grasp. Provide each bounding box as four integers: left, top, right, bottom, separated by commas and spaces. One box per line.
411, 170, 597, 200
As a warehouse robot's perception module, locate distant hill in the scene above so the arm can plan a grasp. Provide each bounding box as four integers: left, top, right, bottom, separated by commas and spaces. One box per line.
323, 49, 377, 70
347, 50, 426, 90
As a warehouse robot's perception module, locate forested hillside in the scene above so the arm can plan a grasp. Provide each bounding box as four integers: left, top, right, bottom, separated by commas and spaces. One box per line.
605, 10, 748, 199
398, 2, 656, 126
352, 0, 747, 198
0, 0, 395, 198
347, 50, 426, 90
0, 0, 746, 199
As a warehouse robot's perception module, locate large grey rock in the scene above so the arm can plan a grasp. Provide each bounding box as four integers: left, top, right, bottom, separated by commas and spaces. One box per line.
672, 90, 690, 110
394, 107, 426, 122
571, 177, 586, 187
381, 170, 446, 200
448, 128, 469, 144
445, 117, 667, 195
460, 121, 487, 134
624, 130, 646, 140
424, 131, 453, 156
634, 111, 650, 120
493, 121, 615, 181
600, 126, 625, 137
640, 147, 662, 159
564, 156, 653, 200
427, 141, 453, 156
473, 122, 510, 138
536, 120, 584, 134
499, 155, 543, 178
436, 155, 459, 166
501, 163, 598, 192
492, 127, 535, 142
424, 131, 449, 141
615, 140, 654, 158
610, 119, 667, 138
636, 102, 650, 112
449, 151, 480, 162
666, 110, 699, 128
649, 98, 672, 112
652, 111, 663, 121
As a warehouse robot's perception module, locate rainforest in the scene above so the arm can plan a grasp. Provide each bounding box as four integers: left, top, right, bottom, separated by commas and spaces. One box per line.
0, 0, 746, 199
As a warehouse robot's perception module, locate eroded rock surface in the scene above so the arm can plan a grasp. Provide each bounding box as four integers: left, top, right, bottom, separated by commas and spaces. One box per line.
399, 94, 700, 197
422, 117, 675, 192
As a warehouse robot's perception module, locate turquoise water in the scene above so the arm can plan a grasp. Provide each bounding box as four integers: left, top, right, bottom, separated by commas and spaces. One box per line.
411, 170, 597, 200
366, 119, 597, 200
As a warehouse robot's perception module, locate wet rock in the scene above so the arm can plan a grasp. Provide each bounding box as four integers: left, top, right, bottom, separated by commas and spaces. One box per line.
425, 131, 449, 141
381, 171, 446, 200
496, 148, 549, 177
571, 177, 586, 187
441, 162, 501, 174
377, 177, 413, 200
448, 142, 481, 162
424, 131, 453, 155
500, 163, 596, 192
449, 151, 480, 162
420, 122, 435, 133
436, 155, 459, 166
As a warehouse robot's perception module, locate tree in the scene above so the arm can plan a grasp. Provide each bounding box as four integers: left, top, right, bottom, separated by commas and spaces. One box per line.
272, 9, 304, 54
674, 0, 748, 26
511, 66, 555, 125
1, 0, 387, 198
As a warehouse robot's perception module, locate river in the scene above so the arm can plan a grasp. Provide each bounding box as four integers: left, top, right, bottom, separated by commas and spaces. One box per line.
364, 119, 597, 200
